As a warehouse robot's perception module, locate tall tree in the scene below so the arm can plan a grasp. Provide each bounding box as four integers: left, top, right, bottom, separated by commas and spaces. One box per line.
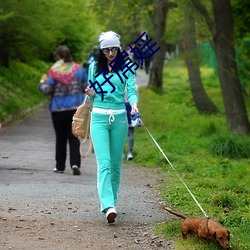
191, 0, 250, 134
184, 1, 218, 114
148, 0, 177, 89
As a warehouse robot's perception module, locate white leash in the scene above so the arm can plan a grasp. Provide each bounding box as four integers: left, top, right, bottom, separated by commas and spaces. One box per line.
139, 118, 209, 218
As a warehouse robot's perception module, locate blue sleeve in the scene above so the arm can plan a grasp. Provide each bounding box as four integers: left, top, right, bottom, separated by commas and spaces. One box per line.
75, 67, 88, 84
46, 77, 57, 86
39, 77, 56, 95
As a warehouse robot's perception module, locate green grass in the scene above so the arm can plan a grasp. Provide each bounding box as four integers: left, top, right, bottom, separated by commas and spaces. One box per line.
128, 59, 250, 250
0, 60, 50, 123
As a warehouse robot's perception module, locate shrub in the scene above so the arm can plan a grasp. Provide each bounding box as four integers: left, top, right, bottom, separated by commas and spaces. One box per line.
210, 135, 250, 158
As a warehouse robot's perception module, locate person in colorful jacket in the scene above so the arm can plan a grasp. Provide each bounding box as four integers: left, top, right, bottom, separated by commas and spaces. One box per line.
85, 31, 138, 223
39, 45, 87, 175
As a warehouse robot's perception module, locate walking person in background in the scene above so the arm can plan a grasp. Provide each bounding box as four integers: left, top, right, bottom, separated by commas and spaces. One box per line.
124, 83, 138, 161
39, 45, 88, 175
143, 45, 152, 75
88, 46, 99, 64
85, 31, 138, 223
125, 101, 135, 160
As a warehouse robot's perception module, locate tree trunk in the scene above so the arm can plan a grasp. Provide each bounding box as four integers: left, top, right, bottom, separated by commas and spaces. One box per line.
191, 0, 250, 134
147, 0, 168, 89
184, 4, 218, 114
212, 0, 250, 134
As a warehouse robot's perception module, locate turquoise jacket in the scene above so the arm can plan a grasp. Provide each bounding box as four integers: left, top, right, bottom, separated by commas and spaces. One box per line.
88, 62, 138, 110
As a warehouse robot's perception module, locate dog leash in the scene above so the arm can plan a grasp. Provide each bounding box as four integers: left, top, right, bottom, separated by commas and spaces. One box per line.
139, 118, 209, 218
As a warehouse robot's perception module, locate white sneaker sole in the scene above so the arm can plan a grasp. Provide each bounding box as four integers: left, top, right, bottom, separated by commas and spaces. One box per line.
53, 168, 64, 173
106, 208, 117, 223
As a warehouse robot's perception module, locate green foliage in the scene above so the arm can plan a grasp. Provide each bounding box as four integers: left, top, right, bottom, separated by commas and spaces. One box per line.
92, 0, 156, 46
233, 0, 250, 101
210, 191, 238, 209
210, 135, 250, 159
0, 60, 49, 122
232, 0, 250, 39
129, 58, 250, 249
0, 0, 99, 66
165, 3, 184, 44
167, 0, 212, 44
236, 37, 250, 95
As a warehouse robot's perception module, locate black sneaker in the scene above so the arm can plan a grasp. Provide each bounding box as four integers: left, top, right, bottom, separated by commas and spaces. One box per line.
53, 168, 64, 173
72, 165, 81, 175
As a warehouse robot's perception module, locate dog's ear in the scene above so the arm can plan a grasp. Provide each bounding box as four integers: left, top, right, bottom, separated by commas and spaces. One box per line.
227, 230, 230, 240
213, 231, 217, 240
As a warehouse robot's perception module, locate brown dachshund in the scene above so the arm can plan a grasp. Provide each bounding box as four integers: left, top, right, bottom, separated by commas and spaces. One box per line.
162, 207, 231, 249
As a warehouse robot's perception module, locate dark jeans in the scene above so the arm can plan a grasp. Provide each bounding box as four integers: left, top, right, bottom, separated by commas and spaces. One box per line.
51, 110, 80, 171
125, 102, 134, 152
145, 59, 151, 74
127, 127, 134, 152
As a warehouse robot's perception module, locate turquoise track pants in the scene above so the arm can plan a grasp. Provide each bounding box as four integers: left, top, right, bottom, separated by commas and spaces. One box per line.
90, 111, 128, 212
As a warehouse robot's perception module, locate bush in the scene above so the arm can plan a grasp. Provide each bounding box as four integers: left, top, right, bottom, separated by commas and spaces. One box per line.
210, 135, 250, 159
0, 60, 48, 123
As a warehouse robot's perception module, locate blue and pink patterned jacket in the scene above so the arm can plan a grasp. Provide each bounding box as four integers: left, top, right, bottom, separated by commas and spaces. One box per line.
39, 60, 88, 112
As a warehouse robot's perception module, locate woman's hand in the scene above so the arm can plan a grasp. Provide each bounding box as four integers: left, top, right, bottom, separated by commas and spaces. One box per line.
131, 103, 138, 116
40, 74, 47, 84
85, 86, 96, 97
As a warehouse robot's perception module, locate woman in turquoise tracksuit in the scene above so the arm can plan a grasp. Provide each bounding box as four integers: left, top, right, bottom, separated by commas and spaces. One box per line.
86, 31, 138, 223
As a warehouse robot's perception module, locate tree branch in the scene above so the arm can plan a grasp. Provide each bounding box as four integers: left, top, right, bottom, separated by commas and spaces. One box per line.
190, 0, 216, 37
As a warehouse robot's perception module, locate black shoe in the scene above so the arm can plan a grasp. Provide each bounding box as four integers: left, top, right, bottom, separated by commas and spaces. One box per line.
72, 165, 81, 175
53, 168, 64, 173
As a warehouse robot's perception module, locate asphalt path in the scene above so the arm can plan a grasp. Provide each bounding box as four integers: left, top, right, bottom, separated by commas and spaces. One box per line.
0, 70, 172, 249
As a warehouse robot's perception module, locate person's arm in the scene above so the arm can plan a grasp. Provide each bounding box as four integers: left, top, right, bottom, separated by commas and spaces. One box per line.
126, 68, 138, 115
81, 67, 88, 84
130, 102, 138, 115
75, 67, 88, 90
39, 76, 56, 95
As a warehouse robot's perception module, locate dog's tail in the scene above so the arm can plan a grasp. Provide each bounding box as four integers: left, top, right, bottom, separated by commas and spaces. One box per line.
162, 206, 187, 220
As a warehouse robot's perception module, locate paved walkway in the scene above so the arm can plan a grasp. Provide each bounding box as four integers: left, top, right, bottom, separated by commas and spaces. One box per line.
0, 69, 156, 222
0, 105, 162, 222
0, 71, 172, 249
135, 69, 149, 88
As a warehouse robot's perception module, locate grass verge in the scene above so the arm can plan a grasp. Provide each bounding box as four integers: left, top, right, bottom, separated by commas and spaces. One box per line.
0, 60, 50, 125
128, 58, 250, 250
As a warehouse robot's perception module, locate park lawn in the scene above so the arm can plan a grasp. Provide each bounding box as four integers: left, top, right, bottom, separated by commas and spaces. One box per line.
129, 58, 250, 250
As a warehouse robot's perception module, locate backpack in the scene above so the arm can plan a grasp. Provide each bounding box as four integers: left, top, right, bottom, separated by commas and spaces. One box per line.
72, 95, 93, 158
